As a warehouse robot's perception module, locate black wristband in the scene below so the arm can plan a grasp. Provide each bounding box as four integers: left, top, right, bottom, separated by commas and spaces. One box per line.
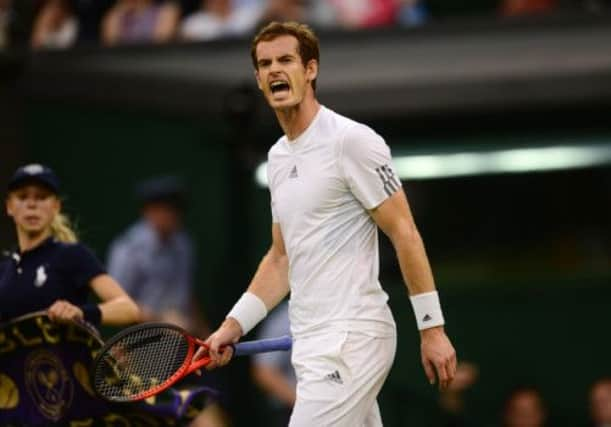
81, 304, 102, 326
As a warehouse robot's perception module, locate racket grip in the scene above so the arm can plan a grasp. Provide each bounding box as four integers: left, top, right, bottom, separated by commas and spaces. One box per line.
234, 335, 292, 356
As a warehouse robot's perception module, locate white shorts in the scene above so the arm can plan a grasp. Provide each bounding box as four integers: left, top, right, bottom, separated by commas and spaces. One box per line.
289, 331, 397, 427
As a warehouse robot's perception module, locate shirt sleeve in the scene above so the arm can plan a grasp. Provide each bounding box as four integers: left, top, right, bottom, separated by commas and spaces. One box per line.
339, 123, 402, 210
65, 244, 106, 289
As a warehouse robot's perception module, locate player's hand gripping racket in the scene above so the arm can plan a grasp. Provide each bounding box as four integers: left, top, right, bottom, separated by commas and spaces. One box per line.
91, 322, 291, 402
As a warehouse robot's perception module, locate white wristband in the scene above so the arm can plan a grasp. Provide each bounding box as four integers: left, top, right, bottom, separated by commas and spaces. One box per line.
410, 291, 445, 330
226, 292, 268, 336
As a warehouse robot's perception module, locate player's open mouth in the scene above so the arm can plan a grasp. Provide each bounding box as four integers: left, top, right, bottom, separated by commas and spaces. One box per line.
270, 80, 290, 94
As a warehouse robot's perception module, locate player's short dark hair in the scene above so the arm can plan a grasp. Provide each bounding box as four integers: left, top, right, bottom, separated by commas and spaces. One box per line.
251, 21, 320, 90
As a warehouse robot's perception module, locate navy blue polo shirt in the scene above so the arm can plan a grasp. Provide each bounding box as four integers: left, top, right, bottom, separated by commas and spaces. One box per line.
0, 238, 106, 322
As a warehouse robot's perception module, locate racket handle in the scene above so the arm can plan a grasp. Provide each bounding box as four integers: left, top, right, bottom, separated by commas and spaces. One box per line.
234, 335, 292, 356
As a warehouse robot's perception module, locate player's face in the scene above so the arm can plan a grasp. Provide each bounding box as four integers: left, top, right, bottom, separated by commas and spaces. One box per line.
6, 184, 60, 237
254, 35, 317, 110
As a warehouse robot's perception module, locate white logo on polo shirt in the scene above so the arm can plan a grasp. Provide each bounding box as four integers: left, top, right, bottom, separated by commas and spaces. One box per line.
23, 164, 45, 175
35, 266, 48, 287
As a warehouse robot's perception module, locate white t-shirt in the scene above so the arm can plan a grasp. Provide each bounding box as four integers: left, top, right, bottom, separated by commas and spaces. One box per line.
267, 106, 400, 338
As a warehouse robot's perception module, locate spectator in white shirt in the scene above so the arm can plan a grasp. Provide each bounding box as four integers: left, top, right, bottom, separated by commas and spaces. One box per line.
180, 0, 263, 41
31, 0, 79, 50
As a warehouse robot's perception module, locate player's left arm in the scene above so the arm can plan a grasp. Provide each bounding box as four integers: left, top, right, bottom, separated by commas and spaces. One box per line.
370, 189, 457, 389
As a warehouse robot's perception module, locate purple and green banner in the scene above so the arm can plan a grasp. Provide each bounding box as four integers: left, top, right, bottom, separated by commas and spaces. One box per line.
0, 313, 216, 426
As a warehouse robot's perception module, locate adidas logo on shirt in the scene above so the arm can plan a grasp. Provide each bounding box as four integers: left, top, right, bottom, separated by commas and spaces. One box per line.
289, 165, 298, 178
326, 370, 343, 384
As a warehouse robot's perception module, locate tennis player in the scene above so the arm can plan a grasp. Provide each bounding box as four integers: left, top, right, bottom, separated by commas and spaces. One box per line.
204, 22, 456, 426
0, 164, 141, 326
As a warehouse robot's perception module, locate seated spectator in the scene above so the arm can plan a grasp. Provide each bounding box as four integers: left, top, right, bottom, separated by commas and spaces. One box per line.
396, 0, 428, 27
31, 0, 78, 50
252, 0, 336, 29
180, 0, 262, 42
500, 0, 557, 16
257, 0, 309, 26
502, 386, 548, 427
589, 377, 611, 427
101, 0, 179, 46
328, 0, 400, 29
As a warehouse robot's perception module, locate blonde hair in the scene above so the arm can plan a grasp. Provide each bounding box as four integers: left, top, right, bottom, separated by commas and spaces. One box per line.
50, 212, 78, 243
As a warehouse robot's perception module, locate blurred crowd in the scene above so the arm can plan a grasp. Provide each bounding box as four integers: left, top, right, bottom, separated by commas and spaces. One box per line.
1, 0, 611, 51
429, 364, 611, 427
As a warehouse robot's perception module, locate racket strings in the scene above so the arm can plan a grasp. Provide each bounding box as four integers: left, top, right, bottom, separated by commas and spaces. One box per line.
93, 326, 190, 401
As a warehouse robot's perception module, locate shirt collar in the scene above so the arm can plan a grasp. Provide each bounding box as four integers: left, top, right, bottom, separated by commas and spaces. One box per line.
17, 236, 56, 258
284, 105, 325, 153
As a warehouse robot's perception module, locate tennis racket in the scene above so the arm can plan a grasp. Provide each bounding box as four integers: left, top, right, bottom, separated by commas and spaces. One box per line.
91, 322, 292, 402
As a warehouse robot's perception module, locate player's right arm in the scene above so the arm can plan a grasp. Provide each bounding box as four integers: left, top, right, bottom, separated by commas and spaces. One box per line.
244, 222, 290, 310
205, 223, 289, 367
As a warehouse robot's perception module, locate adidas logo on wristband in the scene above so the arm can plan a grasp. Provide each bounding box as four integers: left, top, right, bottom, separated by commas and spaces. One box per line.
410, 291, 445, 330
